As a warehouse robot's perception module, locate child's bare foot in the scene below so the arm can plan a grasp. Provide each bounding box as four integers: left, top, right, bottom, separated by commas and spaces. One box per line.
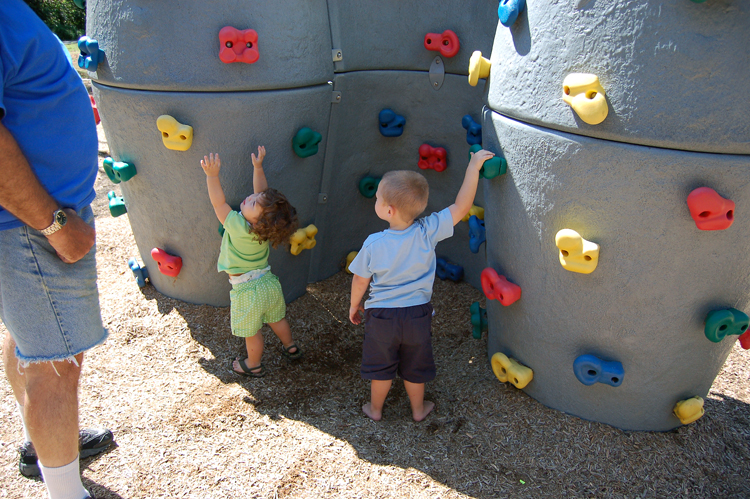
412, 401, 435, 422
362, 403, 382, 421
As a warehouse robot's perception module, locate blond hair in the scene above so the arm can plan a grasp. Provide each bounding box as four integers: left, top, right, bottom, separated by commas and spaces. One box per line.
379, 170, 429, 221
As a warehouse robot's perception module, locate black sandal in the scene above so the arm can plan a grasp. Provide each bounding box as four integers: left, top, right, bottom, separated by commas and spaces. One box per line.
232, 358, 266, 377
281, 343, 303, 360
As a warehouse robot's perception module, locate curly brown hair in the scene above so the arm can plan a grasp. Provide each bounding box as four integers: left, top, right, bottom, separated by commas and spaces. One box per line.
251, 188, 299, 248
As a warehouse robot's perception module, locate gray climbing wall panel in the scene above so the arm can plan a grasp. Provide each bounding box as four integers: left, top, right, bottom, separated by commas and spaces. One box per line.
307, 71, 489, 288
486, 0, 750, 154
94, 82, 332, 306
482, 108, 750, 431
480, 0, 750, 430
86, 0, 333, 91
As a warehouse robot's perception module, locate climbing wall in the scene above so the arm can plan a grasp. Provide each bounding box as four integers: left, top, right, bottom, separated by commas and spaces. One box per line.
481, 0, 750, 430
86, 0, 497, 305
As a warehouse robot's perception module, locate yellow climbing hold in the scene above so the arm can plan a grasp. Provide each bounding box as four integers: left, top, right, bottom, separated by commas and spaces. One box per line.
673, 396, 705, 425
491, 352, 533, 389
562, 73, 608, 125
290, 224, 318, 256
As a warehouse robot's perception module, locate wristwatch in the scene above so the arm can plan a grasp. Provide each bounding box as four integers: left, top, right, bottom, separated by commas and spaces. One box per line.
40, 209, 67, 236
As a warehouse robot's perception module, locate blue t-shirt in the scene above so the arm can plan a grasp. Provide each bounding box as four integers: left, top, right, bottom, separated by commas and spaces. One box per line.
349, 208, 454, 309
0, 0, 98, 230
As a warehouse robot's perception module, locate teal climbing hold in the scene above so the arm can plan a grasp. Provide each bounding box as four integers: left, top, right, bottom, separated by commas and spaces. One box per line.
102, 157, 137, 184
359, 176, 381, 198
107, 191, 127, 217
705, 308, 749, 343
292, 127, 323, 158
470, 301, 488, 339
469, 144, 506, 179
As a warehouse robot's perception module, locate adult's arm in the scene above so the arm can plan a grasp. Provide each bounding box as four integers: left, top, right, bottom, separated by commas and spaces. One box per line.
0, 121, 95, 263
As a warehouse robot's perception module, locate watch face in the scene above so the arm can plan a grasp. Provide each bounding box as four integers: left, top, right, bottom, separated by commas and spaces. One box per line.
55, 210, 67, 226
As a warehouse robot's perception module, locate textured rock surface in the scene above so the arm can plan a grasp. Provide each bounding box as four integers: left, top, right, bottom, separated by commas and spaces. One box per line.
486, 0, 750, 154
482, 108, 750, 430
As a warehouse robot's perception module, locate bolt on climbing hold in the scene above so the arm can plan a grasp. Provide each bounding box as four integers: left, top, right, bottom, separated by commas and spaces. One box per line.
555, 229, 599, 274
481, 268, 521, 306
468, 51, 491, 87
704, 308, 749, 343
102, 157, 137, 184
157, 115, 193, 151
418, 144, 447, 172
461, 115, 482, 146
424, 29, 460, 58
73, 0, 85, 9
573, 354, 624, 387
470, 301, 488, 339
686, 187, 735, 231
290, 224, 318, 255
128, 258, 149, 288
497, 0, 527, 27
107, 191, 127, 217
461, 205, 485, 222
562, 74, 609, 125
673, 396, 704, 425
345, 251, 358, 274
77, 36, 102, 71
491, 352, 533, 389
469, 145, 506, 179
359, 176, 381, 198
151, 248, 183, 278
292, 128, 323, 158
436, 257, 463, 282
468, 215, 486, 253
378, 109, 406, 137
219, 26, 259, 64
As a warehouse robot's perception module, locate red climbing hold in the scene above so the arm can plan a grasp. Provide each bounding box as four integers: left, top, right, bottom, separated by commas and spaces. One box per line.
481, 267, 521, 306
424, 29, 460, 58
219, 27, 259, 64
418, 144, 447, 172
151, 248, 183, 277
687, 187, 734, 231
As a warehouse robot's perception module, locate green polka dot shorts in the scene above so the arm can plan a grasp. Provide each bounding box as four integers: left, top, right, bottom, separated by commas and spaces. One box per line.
229, 272, 286, 337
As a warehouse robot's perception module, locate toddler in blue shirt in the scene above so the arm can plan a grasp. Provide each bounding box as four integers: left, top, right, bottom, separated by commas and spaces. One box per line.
349, 149, 495, 421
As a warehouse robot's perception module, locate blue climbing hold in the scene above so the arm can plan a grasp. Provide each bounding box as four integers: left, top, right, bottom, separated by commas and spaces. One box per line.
469, 215, 486, 253
461, 115, 482, 146
378, 109, 406, 137
573, 354, 624, 387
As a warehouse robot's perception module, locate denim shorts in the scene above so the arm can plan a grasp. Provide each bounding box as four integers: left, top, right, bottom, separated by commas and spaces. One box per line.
0, 205, 107, 364
361, 303, 435, 383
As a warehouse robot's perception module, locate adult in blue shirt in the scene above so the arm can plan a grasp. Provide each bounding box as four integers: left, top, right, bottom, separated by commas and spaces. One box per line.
0, 2, 112, 497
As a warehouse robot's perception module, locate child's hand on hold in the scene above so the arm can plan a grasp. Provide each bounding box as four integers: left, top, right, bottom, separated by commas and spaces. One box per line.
251, 145, 266, 169
201, 153, 221, 177
469, 149, 495, 172
349, 302, 365, 325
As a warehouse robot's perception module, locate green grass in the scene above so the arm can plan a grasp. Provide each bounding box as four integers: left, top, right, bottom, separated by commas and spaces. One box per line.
64, 41, 89, 79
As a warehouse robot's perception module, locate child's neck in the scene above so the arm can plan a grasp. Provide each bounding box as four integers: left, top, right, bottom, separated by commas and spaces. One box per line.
388, 218, 414, 231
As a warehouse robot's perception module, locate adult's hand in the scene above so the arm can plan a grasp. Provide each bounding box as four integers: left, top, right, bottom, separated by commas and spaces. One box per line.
46, 208, 95, 263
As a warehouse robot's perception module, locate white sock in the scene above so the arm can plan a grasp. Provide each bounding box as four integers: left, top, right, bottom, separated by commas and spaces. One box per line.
16, 402, 31, 443
39, 455, 89, 499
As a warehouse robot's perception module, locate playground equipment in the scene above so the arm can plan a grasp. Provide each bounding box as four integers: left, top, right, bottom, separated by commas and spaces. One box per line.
87, 1, 749, 431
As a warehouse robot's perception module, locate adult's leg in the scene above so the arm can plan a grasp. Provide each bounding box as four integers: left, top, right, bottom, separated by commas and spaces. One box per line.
23, 352, 83, 468
3, 332, 25, 406
363, 379, 392, 421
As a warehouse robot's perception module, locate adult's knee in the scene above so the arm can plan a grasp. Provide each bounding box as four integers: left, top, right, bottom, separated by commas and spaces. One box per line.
23, 355, 84, 392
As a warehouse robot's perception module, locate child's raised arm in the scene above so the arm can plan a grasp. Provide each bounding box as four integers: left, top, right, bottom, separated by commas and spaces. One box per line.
201, 153, 232, 224
251, 145, 268, 194
448, 149, 495, 226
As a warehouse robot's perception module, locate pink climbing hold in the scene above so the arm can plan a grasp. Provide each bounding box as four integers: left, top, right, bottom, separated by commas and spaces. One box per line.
686, 187, 735, 231
219, 26, 259, 64
424, 29, 460, 58
151, 248, 183, 277
418, 144, 447, 172
481, 268, 521, 306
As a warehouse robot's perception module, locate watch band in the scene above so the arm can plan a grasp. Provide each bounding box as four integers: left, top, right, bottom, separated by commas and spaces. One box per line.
40, 209, 66, 236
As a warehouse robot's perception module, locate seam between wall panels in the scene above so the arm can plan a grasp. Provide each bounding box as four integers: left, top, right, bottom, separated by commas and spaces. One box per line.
307, 77, 341, 284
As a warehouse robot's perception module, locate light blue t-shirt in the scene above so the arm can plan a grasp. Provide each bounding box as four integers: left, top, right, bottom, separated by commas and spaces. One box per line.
0, 0, 98, 230
349, 208, 454, 309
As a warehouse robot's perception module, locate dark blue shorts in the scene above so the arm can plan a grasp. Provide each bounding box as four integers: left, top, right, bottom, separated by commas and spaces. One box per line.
361, 303, 435, 384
